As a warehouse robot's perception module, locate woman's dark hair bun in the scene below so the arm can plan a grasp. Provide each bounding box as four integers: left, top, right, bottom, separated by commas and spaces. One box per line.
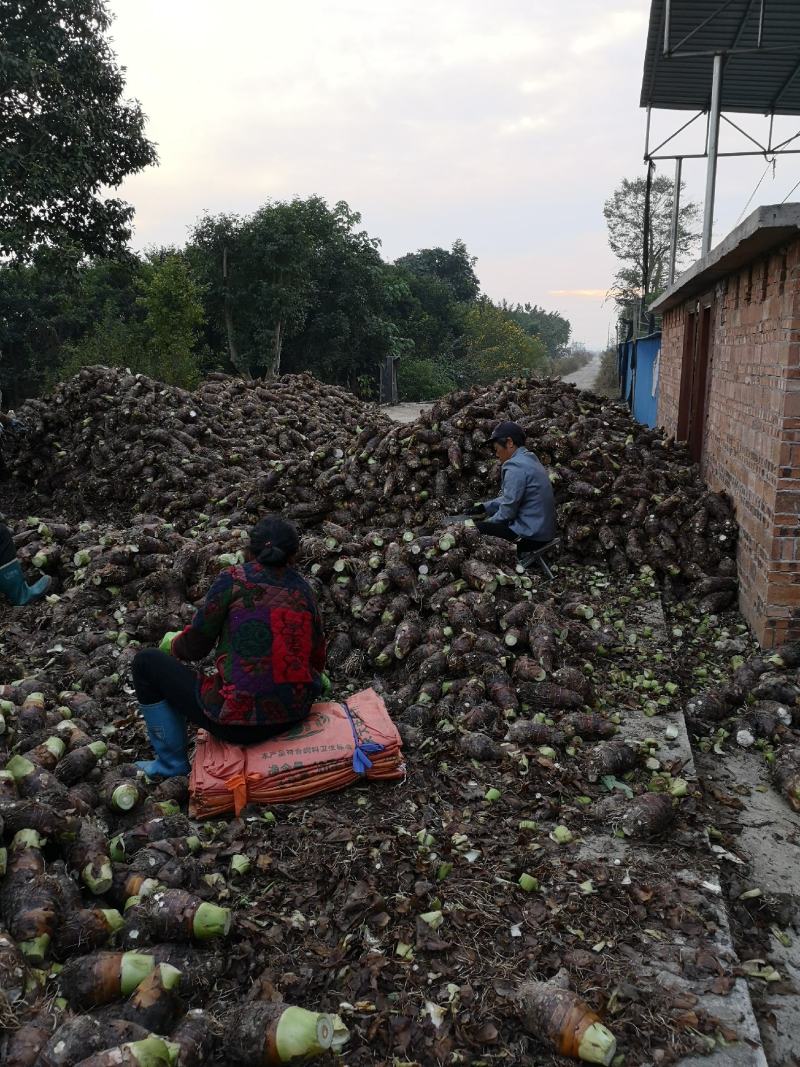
250, 516, 300, 567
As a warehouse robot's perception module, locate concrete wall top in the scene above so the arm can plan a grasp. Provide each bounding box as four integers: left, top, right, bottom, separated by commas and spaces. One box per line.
650, 203, 800, 314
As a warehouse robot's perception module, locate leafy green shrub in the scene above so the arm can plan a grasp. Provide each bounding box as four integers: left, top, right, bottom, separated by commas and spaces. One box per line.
593, 347, 620, 397
397, 358, 456, 401
57, 254, 204, 388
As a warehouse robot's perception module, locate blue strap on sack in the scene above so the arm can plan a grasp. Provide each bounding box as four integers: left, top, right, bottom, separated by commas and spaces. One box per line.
341, 701, 384, 774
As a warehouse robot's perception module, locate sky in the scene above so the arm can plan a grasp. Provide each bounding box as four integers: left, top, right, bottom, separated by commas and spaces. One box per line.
109, 0, 800, 350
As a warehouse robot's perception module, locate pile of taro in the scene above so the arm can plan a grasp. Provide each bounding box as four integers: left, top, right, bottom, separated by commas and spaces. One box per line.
1, 366, 798, 1066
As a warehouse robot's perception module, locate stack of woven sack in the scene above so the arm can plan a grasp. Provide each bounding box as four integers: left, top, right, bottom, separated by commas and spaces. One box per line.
189, 688, 405, 817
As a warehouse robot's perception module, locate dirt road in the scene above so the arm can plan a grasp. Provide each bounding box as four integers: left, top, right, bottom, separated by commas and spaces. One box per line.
383, 401, 432, 423
560, 353, 602, 391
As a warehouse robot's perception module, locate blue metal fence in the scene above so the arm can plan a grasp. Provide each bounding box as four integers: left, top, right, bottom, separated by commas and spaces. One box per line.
617, 331, 661, 428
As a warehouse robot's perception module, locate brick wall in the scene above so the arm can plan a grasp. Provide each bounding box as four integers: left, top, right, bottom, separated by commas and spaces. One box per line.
657, 238, 800, 647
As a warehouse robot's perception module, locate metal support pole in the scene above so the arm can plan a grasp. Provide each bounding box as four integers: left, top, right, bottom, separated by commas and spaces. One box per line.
668, 157, 683, 287
702, 54, 724, 254
664, 0, 671, 54
644, 106, 652, 159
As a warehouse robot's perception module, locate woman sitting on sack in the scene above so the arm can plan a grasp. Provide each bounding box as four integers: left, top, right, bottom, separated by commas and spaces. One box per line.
131, 515, 327, 777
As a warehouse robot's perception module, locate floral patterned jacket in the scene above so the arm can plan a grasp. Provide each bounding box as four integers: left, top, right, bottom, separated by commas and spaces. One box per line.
171, 561, 326, 727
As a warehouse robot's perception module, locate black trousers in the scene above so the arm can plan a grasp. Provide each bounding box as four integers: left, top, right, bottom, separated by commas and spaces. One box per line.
0, 523, 15, 567
131, 649, 294, 745
475, 519, 552, 553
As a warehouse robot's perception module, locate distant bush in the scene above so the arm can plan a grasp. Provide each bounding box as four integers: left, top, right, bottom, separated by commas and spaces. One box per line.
397, 357, 456, 401
593, 347, 620, 397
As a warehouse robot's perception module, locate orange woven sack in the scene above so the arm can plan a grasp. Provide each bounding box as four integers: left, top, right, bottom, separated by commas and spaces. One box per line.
189, 687, 405, 818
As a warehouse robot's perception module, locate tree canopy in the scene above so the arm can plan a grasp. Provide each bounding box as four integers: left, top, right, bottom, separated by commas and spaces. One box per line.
187, 198, 400, 387
0, 0, 157, 259
461, 299, 549, 384
1, 196, 572, 403
497, 301, 571, 360
394, 240, 480, 303
603, 175, 700, 321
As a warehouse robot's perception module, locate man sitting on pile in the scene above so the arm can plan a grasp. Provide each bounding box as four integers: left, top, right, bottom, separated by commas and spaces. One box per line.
469, 421, 557, 559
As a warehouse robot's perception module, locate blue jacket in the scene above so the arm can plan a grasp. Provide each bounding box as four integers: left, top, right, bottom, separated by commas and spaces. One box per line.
482, 447, 556, 541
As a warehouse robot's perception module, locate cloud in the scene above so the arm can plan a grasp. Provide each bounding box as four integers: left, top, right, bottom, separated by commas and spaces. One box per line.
570, 9, 647, 56
549, 289, 610, 298
109, 0, 658, 348
499, 116, 552, 136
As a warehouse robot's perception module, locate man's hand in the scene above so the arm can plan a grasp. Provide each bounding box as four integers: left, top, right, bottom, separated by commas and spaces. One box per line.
466, 502, 485, 517
159, 631, 181, 655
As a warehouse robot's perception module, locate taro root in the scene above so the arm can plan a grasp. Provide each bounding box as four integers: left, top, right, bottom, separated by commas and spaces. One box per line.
59, 951, 159, 1009
225, 1001, 343, 1065
68, 1036, 174, 1067
109, 815, 193, 860
772, 747, 800, 812
514, 980, 616, 1064
4, 754, 71, 805
110, 962, 183, 1034
506, 720, 565, 747
552, 665, 593, 702
3, 872, 60, 962
0, 831, 54, 962
66, 820, 114, 894
121, 888, 231, 945
0, 1008, 57, 1066
147, 944, 225, 997
561, 713, 617, 741
512, 656, 547, 684
54, 741, 108, 786
459, 731, 503, 761
517, 680, 584, 710
22, 734, 66, 771
108, 866, 161, 909
169, 1009, 215, 1066
36, 1015, 149, 1067
53, 907, 124, 957
102, 771, 144, 813
0, 926, 28, 1016
735, 701, 791, 747
585, 741, 640, 783
485, 670, 518, 714
619, 793, 675, 839
0, 799, 79, 841
685, 686, 741, 728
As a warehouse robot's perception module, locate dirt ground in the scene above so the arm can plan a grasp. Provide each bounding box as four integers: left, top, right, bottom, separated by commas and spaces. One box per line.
560, 354, 603, 391
382, 401, 433, 423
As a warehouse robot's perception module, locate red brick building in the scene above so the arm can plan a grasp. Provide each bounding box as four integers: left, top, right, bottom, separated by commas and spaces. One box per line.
650, 204, 800, 648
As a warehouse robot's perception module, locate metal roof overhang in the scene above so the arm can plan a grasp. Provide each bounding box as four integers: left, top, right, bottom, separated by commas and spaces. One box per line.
641, 0, 800, 115
649, 203, 800, 312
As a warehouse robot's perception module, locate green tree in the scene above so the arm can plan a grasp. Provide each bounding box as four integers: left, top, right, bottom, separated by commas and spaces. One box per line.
498, 301, 571, 360
59, 251, 205, 387
394, 240, 480, 303
0, 246, 91, 402
397, 358, 456, 401
603, 175, 700, 321
0, 0, 157, 259
138, 252, 205, 385
461, 299, 549, 385
188, 197, 403, 387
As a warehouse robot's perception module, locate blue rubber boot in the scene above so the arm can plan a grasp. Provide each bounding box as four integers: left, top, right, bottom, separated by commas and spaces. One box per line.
135, 700, 190, 778
0, 559, 51, 605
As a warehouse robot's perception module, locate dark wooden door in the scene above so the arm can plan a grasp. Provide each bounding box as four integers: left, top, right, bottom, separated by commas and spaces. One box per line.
676, 302, 713, 465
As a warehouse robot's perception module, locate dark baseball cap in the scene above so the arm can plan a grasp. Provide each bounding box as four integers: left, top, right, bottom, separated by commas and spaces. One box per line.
488, 421, 526, 445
